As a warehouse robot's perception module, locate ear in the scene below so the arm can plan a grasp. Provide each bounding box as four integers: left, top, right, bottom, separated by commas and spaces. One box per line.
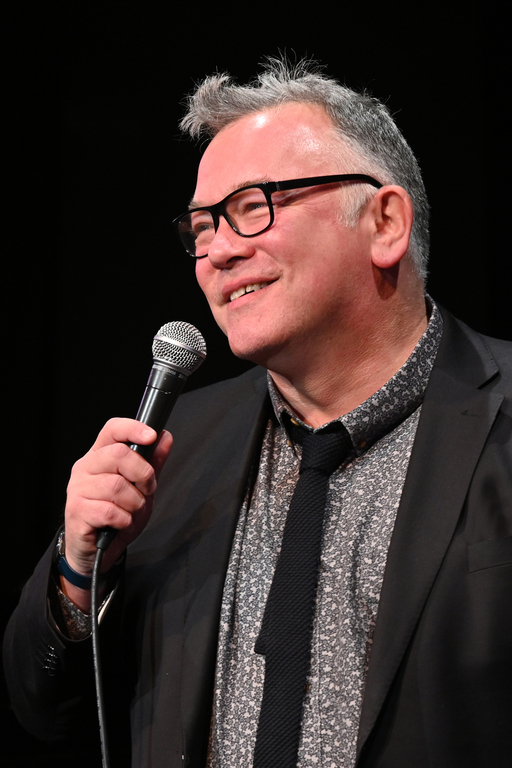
368, 185, 414, 269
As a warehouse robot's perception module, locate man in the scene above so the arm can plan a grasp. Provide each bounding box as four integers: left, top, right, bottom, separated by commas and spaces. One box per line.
4, 59, 512, 768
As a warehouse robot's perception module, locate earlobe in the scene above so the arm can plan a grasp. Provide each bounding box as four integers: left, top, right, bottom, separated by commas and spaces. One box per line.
370, 186, 414, 269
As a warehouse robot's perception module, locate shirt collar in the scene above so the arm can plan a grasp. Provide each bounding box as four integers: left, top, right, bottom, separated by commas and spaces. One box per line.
268, 297, 443, 453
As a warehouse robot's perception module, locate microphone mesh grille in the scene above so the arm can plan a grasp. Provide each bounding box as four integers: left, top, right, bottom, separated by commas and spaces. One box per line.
152, 321, 207, 375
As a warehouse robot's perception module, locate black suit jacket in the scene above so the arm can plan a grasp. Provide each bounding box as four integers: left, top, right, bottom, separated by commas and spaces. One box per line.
4, 307, 512, 767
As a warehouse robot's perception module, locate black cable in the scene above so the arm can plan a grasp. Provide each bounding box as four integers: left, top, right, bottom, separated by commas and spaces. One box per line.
91, 545, 111, 768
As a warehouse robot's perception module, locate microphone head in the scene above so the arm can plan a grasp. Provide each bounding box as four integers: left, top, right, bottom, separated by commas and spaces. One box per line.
152, 321, 207, 376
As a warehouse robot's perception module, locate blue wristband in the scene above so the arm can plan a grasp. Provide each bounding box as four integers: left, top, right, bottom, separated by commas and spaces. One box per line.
54, 529, 125, 590
56, 554, 94, 590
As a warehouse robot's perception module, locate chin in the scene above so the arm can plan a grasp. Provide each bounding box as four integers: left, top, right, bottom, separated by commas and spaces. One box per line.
227, 334, 289, 369
228, 341, 264, 363
227, 334, 266, 362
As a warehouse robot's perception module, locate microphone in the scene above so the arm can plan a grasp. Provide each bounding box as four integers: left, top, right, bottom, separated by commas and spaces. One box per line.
96, 321, 206, 551
130, 320, 207, 459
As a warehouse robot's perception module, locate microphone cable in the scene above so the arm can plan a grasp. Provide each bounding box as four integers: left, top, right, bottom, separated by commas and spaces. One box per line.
91, 541, 112, 768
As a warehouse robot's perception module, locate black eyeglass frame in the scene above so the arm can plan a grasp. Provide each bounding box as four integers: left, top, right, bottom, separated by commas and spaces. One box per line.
172, 173, 383, 258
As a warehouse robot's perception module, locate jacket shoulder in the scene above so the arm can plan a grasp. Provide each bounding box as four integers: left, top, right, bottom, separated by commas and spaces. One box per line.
436, 306, 512, 397
165, 365, 268, 437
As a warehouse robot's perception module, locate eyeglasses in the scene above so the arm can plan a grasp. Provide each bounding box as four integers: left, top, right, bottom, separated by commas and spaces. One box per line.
172, 174, 383, 258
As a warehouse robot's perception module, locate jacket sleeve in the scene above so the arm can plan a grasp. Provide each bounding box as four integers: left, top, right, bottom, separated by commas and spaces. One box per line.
2, 534, 129, 758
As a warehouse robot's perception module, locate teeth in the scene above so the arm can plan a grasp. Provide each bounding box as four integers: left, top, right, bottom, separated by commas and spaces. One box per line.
230, 282, 268, 302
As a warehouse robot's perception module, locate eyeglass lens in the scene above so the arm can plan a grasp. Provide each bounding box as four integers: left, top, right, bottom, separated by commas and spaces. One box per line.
178, 187, 272, 257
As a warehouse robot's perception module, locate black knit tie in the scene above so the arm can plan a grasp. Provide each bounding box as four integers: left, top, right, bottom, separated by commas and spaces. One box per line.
253, 422, 352, 768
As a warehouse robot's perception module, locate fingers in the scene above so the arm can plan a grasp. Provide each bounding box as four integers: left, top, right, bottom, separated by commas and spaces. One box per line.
67, 464, 146, 529
90, 417, 158, 453
77, 440, 158, 496
149, 430, 173, 477
63, 418, 172, 579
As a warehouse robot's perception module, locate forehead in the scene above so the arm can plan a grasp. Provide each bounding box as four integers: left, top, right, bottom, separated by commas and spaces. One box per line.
193, 102, 344, 204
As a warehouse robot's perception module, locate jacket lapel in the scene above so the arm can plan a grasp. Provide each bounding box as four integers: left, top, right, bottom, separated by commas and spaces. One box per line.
178, 367, 270, 765
356, 311, 503, 758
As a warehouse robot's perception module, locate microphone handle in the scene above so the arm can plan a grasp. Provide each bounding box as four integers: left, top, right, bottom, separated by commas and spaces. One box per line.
129, 362, 187, 459
96, 362, 188, 551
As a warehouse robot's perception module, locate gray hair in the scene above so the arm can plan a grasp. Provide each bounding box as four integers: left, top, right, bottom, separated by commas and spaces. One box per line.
180, 57, 429, 279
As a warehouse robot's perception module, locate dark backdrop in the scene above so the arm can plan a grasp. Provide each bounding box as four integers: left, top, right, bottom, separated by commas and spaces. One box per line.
4, 2, 508, 764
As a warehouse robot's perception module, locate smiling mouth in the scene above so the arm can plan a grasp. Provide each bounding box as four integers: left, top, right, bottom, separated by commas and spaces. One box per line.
229, 282, 271, 302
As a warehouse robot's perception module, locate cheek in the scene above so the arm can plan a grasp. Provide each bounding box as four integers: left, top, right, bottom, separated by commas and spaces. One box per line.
194, 260, 228, 330
195, 260, 214, 302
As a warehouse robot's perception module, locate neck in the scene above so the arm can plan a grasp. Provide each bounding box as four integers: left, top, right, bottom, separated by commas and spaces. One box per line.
268, 297, 428, 429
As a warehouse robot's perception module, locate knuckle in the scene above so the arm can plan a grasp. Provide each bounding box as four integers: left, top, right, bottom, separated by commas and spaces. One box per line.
105, 416, 122, 430
101, 503, 121, 526
110, 442, 130, 461
69, 455, 86, 480
109, 472, 128, 499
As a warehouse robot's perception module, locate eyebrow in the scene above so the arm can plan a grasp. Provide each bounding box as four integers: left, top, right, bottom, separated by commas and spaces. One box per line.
188, 177, 273, 210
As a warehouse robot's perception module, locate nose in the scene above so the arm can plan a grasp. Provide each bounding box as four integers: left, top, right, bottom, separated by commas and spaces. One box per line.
206, 216, 256, 269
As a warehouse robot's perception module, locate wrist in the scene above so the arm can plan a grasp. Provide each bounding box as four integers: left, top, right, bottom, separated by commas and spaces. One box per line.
53, 529, 125, 591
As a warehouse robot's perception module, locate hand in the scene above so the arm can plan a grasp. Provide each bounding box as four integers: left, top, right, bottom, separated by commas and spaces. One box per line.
61, 418, 172, 610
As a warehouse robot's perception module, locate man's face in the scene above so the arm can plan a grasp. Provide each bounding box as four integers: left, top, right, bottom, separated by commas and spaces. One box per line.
193, 102, 376, 372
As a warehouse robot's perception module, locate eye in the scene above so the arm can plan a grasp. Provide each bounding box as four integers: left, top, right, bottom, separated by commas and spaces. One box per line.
194, 221, 213, 235
189, 211, 214, 237
227, 189, 269, 219
242, 200, 269, 214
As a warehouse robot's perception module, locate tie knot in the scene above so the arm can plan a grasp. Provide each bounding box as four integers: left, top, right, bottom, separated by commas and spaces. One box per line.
299, 427, 352, 476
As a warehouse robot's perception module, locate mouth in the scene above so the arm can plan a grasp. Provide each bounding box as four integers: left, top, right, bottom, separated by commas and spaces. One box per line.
229, 282, 272, 302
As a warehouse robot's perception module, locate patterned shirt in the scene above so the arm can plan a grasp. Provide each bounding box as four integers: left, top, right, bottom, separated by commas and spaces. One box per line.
208, 300, 443, 768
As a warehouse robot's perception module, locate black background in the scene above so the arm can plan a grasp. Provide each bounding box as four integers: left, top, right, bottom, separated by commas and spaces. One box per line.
3, 2, 509, 764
